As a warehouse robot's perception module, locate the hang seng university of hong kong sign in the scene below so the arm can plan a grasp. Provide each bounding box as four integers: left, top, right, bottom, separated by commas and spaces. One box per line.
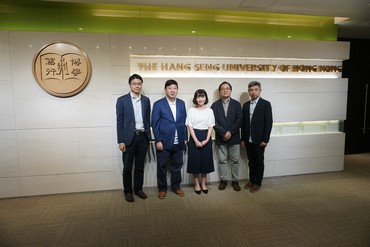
130, 55, 342, 79
32, 41, 92, 97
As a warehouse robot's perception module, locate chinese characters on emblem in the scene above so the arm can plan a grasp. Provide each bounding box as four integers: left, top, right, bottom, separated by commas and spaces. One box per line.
41, 53, 83, 80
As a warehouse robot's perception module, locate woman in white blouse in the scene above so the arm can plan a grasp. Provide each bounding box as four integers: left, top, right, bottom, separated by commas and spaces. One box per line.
186, 89, 215, 194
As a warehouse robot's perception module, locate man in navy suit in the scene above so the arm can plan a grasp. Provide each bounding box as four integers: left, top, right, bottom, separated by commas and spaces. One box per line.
211, 81, 243, 191
241, 81, 273, 193
152, 79, 187, 199
116, 74, 151, 202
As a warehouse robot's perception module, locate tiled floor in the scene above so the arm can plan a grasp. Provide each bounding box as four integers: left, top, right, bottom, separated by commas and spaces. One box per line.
0, 153, 369, 247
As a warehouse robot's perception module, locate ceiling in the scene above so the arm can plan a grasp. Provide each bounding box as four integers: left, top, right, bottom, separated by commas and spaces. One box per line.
46, 0, 370, 39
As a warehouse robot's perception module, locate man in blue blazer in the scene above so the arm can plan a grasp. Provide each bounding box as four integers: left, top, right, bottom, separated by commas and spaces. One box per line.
116, 74, 151, 202
241, 81, 273, 193
152, 79, 187, 199
211, 81, 243, 192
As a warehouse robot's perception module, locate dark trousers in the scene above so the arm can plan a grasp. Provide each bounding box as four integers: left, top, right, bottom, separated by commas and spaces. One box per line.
156, 144, 183, 192
246, 142, 265, 186
122, 134, 148, 194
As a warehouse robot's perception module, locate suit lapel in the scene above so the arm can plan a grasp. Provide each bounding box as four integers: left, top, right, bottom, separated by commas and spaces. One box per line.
126, 93, 135, 118
254, 98, 262, 112
175, 99, 182, 122
250, 98, 262, 122
247, 101, 252, 121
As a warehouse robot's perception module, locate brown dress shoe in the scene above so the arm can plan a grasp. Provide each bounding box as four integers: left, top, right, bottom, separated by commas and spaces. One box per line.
174, 188, 185, 197
158, 191, 166, 199
250, 185, 260, 193
244, 181, 253, 189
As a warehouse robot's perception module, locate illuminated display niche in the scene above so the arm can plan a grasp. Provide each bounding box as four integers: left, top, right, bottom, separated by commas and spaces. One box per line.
272, 120, 342, 136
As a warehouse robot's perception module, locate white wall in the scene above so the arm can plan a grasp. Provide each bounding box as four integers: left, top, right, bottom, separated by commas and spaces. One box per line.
0, 31, 349, 198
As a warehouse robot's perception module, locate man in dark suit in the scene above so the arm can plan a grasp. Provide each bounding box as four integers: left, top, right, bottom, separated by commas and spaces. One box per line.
211, 81, 243, 191
152, 79, 187, 199
116, 74, 151, 202
241, 81, 273, 193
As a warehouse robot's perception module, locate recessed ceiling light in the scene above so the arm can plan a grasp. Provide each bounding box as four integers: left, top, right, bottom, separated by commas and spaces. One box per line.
334, 17, 350, 24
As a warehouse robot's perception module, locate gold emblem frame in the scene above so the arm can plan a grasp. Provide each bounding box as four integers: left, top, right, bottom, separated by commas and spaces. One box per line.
32, 41, 92, 97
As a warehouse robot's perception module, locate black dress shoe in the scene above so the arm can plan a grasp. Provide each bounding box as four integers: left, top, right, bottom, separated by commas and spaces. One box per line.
201, 186, 208, 194
194, 188, 201, 194
124, 192, 134, 202
134, 190, 147, 199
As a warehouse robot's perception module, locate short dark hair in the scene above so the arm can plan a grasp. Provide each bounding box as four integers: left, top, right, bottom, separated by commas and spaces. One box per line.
248, 81, 261, 89
164, 79, 178, 89
128, 74, 143, 84
218, 81, 232, 92
192, 89, 209, 105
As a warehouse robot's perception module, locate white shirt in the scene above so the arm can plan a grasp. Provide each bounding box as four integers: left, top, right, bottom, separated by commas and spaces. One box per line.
186, 107, 215, 130
130, 92, 144, 131
166, 97, 178, 144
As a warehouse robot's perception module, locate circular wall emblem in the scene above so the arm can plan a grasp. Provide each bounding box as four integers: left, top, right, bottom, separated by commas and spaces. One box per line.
32, 41, 92, 97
